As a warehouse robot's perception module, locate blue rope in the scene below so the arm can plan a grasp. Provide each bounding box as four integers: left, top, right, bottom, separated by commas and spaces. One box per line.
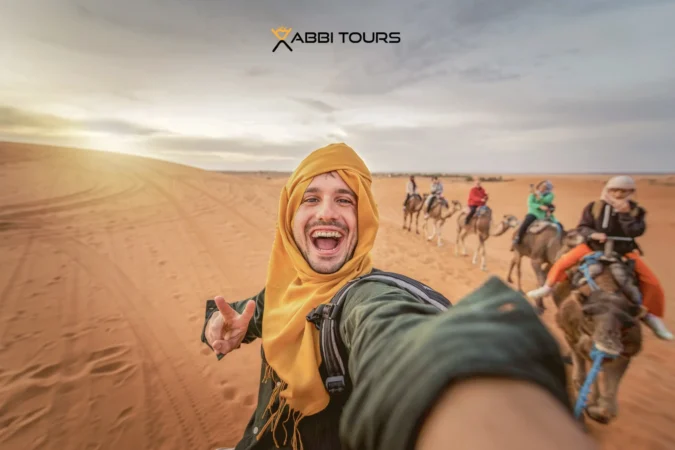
578, 251, 604, 291
573, 346, 619, 419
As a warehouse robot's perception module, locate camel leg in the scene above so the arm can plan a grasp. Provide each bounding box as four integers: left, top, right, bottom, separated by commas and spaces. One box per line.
530, 258, 548, 312
461, 232, 469, 256
437, 222, 444, 247
507, 254, 517, 284
472, 241, 479, 265
428, 222, 438, 242
414, 211, 420, 234
516, 252, 525, 293
587, 358, 630, 424
531, 259, 547, 287
480, 237, 487, 271
454, 228, 461, 256
516, 255, 524, 292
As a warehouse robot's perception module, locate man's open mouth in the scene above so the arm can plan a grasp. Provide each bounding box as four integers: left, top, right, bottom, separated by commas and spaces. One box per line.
310, 229, 345, 255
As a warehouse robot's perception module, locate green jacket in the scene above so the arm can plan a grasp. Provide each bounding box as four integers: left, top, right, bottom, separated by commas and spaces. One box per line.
201, 275, 571, 450
527, 192, 557, 222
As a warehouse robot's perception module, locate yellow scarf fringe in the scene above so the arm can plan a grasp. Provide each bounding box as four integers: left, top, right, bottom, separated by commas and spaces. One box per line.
256, 364, 306, 450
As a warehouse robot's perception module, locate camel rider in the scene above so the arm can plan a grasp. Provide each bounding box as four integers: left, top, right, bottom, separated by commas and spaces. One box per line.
423, 176, 443, 218
403, 175, 419, 209
464, 179, 489, 225
527, 175, 672, 340
513, 180, 560, 246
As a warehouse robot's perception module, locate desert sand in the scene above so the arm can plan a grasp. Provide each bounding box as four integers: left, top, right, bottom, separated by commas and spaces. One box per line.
1, 141, 674, 450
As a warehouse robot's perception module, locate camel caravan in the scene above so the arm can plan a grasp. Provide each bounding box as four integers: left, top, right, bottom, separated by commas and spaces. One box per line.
402, 175, 519, 269
402, 174, 673, 426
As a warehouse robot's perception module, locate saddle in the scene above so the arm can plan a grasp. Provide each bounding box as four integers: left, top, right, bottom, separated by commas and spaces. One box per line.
405, 193, 422, 206
568, 251, 642, 306
429, 195, 448, 210
475, 205, 490, 217
527, 220, 559, 235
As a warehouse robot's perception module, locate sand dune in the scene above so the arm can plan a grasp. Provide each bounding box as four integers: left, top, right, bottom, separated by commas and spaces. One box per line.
1, 141, 674, 450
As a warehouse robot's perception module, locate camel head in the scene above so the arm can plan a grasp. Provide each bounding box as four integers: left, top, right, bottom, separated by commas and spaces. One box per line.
581, 290, 641, 356
491, 214, 519, 236
563, 229, 585, 247
553, 229, 586, 260
440, 199, 462, 219
503, 214, 520, 228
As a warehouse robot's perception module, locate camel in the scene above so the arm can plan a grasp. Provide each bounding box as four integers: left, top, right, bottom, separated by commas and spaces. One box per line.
402, 193, 426, 234
507, 220, 585, 312
553, 250, 644, 424
421, 196, 462, 247
454, 205, 520, 271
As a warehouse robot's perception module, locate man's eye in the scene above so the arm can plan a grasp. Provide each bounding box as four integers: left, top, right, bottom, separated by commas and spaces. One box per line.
338, 198, 354, 204
303, 197, 318, 203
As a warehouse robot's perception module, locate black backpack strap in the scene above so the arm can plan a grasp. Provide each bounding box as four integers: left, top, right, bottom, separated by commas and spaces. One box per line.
306, 270, 452, 397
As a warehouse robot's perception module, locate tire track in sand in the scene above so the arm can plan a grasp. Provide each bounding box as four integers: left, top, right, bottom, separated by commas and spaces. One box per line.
179, 179, 270, 239
0, 186, 98, 214
129, 170, 247, 290
42, 236, 212, 449
0, 183, 145, 221
0, 236, 34, 342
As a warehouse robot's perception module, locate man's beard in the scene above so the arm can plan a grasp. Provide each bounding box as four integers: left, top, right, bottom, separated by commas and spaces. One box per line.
302, 240, 358, 274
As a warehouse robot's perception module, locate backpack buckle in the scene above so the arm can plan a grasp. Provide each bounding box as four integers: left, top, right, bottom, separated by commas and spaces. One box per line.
325, 375, 346, 394
306, 304, 335, 329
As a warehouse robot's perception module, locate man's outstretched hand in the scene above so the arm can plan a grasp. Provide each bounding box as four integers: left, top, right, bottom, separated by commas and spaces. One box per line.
206, 296, 256, 356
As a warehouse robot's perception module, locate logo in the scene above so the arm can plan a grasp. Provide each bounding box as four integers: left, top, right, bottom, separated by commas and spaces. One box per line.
271, 27, 400, 53
271, 27, 293, 52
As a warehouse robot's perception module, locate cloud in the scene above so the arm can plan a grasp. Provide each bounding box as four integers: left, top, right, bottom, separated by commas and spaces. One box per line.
292, 98, 337, 113
0, 105, 165, 137
143, 135, 313, 157
456, 65, 522, 83
492, 79, 675, 131
142, 135, 333, 171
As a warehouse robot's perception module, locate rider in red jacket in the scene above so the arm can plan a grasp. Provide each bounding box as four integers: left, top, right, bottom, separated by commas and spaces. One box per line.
465, 180, 489, 225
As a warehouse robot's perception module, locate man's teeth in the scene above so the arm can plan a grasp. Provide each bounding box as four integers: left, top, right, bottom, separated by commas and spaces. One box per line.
311, 230, 342, 238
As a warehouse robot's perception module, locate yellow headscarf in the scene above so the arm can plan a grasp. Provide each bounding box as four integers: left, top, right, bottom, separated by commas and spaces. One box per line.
260, 143, 379, 436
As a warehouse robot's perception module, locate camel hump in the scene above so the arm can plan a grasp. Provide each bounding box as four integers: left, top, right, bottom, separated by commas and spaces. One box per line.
527, 220, 558, 234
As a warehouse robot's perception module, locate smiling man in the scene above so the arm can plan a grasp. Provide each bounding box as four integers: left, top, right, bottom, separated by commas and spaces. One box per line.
293, 172, 358, 274
201, 143, 596, 450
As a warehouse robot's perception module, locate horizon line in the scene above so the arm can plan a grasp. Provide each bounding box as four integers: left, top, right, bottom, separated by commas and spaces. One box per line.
1, 140, 673, 176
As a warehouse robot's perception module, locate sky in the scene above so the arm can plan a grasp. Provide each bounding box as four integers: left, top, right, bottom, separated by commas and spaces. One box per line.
1, 0, 674, 173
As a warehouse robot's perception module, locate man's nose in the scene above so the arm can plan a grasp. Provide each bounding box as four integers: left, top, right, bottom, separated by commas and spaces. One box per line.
316, 197, 339, 220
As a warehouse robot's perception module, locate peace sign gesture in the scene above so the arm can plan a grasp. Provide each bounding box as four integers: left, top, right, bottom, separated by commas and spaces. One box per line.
205, 296, 256, 356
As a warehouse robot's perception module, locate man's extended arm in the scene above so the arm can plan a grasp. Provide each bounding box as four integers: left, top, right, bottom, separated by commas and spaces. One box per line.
416, 377, 597, 450
337, 276, 590, 450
